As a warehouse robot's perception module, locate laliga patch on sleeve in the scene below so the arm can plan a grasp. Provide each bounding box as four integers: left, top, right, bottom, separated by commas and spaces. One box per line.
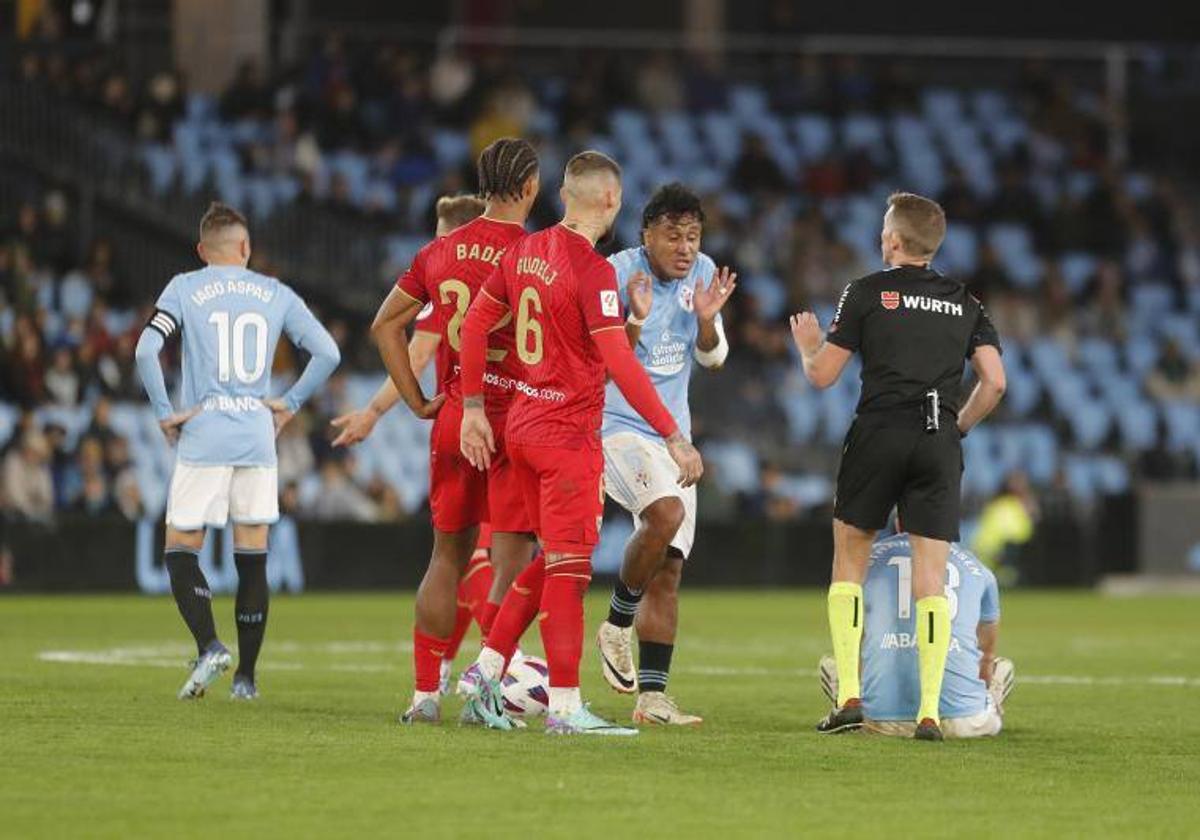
600, 290, 619, 317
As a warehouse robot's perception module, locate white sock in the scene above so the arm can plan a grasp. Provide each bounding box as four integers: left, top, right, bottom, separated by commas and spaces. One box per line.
548, 686, 582, 717
412, 689, 439, 706
477, 647, 506, 681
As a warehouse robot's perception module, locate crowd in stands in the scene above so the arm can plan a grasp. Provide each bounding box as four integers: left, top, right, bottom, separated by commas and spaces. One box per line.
4, 26, 1200, 570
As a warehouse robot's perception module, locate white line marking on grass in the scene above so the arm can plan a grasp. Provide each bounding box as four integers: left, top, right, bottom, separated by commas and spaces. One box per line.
38, 643, 1200, 687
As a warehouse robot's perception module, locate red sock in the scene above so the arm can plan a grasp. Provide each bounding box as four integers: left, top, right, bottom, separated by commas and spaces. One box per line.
443, 600, 473, 662
538, 556, 591, 688
485, 552, 544, 662
413, 628, 451, 693
477, 601, 500, 638
461, 554, 494, 627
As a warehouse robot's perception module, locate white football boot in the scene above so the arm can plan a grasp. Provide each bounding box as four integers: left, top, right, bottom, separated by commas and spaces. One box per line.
632, 692, 703, 726
596, 622, 637, 694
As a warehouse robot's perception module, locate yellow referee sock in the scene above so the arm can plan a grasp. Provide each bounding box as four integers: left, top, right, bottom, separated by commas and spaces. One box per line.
916, 595, 951, 724
827, 582, 863, 706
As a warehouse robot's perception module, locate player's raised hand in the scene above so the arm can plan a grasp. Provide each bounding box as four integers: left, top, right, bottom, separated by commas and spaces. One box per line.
666, 432, 704, 488
627, 271, 653, 322
158, 406, 200, 445
330, 408, 379, 447
264, 399, 295, 436
694, 266, 737, 322
460, 404, 495, 470
790, 311, 824, 357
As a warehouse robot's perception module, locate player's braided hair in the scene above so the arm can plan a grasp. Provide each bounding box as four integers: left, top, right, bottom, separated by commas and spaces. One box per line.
642, 182, 705, 230
477, 138, 539, 202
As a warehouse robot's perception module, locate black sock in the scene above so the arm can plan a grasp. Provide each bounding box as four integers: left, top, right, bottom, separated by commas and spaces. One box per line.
165, 551, 218, 655
607, 579, 643, 629
234, 552, 269, 680
638, 641, 674, 693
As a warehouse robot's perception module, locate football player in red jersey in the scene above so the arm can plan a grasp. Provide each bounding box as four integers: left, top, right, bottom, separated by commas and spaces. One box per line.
370, 139, 542, 724
331, 195, 502, 695
457, 151, 703, 734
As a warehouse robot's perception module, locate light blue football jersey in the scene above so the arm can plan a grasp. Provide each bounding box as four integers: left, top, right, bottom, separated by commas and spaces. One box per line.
601, 247, 722, 442
139, 265, 339, 467
860, 534, 1001, 721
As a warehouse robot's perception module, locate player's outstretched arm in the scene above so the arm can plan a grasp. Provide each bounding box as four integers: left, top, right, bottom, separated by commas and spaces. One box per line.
790, 311, 852, 389
693, 266, 736, 369
593, 327, 703, 487
458, 287, 509, 470
330, 333, 440, 447
371, 287, 444, 420
958, 345, 1006, 436
977, 620, 999, 684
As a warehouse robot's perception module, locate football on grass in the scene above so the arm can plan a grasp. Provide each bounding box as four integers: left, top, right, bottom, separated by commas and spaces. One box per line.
501, 656, 550, 717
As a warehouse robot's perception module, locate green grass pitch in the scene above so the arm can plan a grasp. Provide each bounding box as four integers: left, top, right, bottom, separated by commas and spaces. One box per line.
3, 590, 1198, 837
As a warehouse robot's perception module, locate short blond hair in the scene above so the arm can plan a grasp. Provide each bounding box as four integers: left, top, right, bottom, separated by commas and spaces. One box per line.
199, 201, 248, 241
565, 150, 622, 181
435, 195, 486, 230
886, 192, 946, 258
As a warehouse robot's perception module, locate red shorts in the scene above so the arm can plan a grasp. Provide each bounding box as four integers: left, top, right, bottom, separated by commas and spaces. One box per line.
430, 403, 530, 535
429, 401, 486, 532
473, 522, 492, 555
508, 439, 604, 555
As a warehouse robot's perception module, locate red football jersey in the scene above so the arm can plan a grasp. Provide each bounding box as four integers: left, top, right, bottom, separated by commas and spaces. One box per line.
395, 216, 526, 412
479, 224, 625, 448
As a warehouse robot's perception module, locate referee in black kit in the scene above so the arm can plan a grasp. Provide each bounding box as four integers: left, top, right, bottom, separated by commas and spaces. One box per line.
790, 192, 1006, 741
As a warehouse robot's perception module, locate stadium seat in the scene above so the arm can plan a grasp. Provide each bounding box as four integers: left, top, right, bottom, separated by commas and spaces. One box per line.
1162, 402, 1200, 452
700, 440, 760, 495
922, 88, 964, 129
936, 226, 979, 276
792, 114, 834, 160
1114, 398, 1159, 451
1060, 252, 1097, 295
0, 403, 17, 449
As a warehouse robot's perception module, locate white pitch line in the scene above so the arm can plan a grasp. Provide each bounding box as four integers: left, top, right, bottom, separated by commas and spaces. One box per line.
36, 644, 1200, 688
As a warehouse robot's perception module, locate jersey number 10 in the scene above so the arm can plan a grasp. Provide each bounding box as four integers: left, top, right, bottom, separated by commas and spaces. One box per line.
886, 555, 960, 621
208, 311, 268, 384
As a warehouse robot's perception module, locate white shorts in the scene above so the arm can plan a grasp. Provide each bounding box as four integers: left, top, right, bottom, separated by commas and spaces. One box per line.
166, 463, 279, 530
603, 431, 697, 558
865, 699, 1003, 739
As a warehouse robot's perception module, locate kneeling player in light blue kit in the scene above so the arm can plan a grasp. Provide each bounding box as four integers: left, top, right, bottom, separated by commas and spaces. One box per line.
596, 184, 736, 725
818, 532, 1015, 737
136, 202, 340, 700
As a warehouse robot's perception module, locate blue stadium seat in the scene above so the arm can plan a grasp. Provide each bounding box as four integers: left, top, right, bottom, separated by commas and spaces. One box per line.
792, 114, 834, 160
1093, 455, 1131, 495
1060, 252, 1097, 295
142, 144, 177, 195
778, 381, 818, 444
1162, 402, 1200, 451
1002, 362, 1040, 418
729, 85, 769, 123
700, 439, 760, 495
0, 403, 17, 448
701, 112, 742, 165
842, 114, 887, 158
742, 274, 787, 321
986, 223, 1040, 288
430, 130, 470, 169
988, 117, 1029, 154
922, 88, 964, 128
1114, 398, 1158, 450
936, 226, 979, 276
971, 89, 1010, 123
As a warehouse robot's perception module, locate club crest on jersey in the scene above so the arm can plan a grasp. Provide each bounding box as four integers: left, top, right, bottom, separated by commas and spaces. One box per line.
600, 290, 619, 318
881, 291, 900, 310
679, 285, 694, 312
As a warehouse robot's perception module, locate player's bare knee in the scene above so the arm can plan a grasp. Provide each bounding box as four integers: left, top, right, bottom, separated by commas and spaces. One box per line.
165, 526, 204, 552
232, 523, 269, 552
643, 497, 685, 542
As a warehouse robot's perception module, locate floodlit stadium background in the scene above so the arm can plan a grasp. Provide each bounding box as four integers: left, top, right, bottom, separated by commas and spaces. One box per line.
2, 1, 1200, 588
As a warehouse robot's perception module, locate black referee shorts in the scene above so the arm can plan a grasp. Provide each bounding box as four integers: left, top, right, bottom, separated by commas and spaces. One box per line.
833, 414, 963, 542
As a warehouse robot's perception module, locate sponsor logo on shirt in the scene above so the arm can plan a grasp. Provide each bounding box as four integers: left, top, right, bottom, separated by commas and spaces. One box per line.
647, 328, 689, 376
879, 633, 963, 652
202, 395, 266, 413
883, 294, 964, 316
600, 290, 619, 318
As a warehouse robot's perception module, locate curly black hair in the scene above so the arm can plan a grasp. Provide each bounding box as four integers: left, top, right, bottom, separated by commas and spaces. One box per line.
641, 182, 705, 230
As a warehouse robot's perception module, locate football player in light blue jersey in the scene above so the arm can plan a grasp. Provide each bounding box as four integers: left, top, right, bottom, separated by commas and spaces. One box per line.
818, 531, 1016, 738
596, 184, 736, 725
135, 202, 340, 701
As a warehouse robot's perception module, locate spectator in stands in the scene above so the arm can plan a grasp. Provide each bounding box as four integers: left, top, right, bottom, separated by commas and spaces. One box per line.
468, 76, 534, 157
731, 133, 786, 197
2, 430, 54, 522
220, 60, 270, 121
973, 471, 1038, 571
43, 344, 80, 406
1078, 261, 1127, 341
741, 462, 801, 521
310, 453, 376, 521
1146, 338, 1200, 403
635, 54, 684, 114
136, 71, 185, 144
277, 412, 317, 488
939, 166, 983, 224
73, 436, 111, 515
86, 396, 117, 445
5, 315, 46, 406
43, 422, 77, 510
